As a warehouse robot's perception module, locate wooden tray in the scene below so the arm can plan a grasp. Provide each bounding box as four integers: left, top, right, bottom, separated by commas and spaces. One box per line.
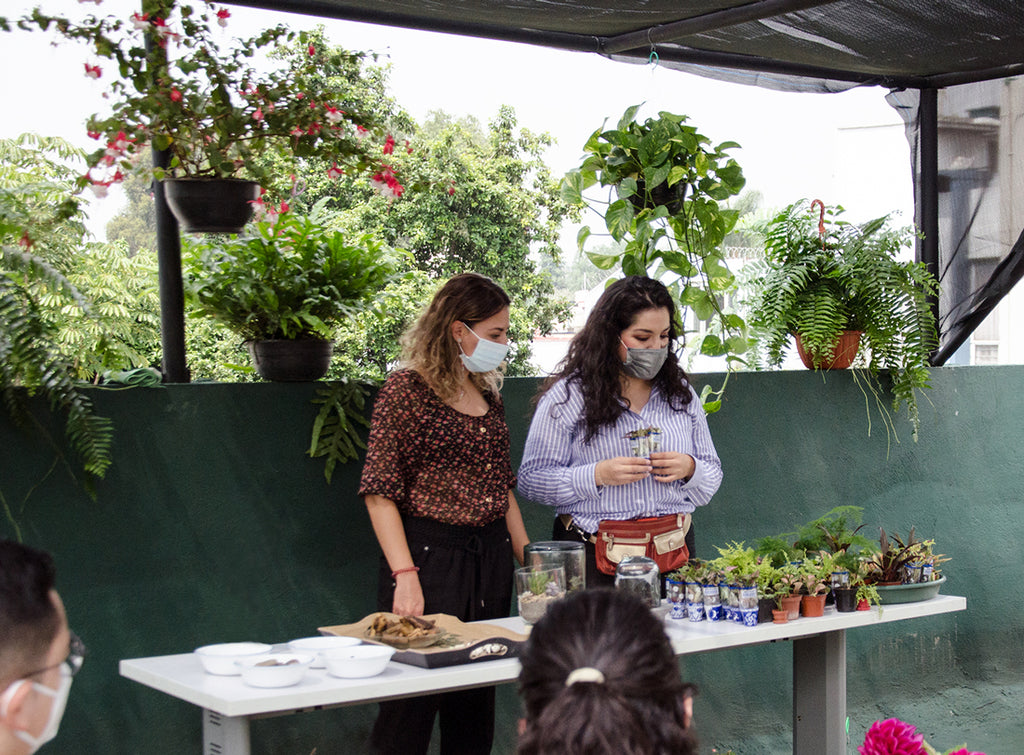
319, 613, 528, 668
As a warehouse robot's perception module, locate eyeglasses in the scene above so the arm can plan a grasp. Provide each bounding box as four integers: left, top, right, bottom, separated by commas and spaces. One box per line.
23, 631, 86, 680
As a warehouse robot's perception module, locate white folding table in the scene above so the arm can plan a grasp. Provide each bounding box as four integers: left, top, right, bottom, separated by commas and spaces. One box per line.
120, 594, 965, 755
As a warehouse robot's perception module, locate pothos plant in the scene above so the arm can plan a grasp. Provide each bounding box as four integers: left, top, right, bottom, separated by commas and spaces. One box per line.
560, 104, 748, 412
12, 3, 407, 200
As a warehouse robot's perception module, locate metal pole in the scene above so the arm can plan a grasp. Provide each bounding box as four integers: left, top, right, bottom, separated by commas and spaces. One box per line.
918, 87, 941, 363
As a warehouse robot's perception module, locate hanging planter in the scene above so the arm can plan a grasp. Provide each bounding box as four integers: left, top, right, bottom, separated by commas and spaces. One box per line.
163, 178, 261, 234
795, 330, 862, 370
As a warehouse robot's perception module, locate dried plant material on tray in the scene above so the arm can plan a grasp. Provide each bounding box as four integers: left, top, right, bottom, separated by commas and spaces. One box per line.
365, 613, 443, 649
320, 613, 528, 668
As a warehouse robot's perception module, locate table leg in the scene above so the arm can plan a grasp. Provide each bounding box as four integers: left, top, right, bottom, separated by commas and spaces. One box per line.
792, 630, 846, 755
203, 708, 251, 755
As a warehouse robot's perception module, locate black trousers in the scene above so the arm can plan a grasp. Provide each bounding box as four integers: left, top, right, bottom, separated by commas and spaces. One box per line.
369, 516, 513, 755
550, 514, 697, 590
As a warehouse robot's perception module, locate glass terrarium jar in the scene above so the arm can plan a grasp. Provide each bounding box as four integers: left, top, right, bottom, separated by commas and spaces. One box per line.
524, 541, 586, 593
614, 555, 661, 608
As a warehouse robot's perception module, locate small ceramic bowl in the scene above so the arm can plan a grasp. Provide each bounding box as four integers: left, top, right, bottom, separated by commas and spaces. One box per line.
322, 645, 395, 678
287, 636, 362, 668
236, 653, 314, 688
194, 642, 273, 676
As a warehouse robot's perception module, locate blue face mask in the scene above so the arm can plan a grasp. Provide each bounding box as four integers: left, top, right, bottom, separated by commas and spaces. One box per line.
459, 322, 509, 373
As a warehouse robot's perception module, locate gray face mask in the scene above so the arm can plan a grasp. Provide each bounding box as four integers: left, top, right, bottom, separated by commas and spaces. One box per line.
620, 339, 668, 381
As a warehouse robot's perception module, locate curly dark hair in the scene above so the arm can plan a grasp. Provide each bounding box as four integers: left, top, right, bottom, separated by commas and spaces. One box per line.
516, 588, 698, 755
539, 276, 693, 442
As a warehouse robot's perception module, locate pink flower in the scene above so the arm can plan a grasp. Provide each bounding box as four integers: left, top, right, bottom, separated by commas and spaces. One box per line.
169, 87, 182, 102
448, 183, 456, 196
130, 13, 150, 31
290, 127, 305, 137
216, 8, 230, 27
87, 131, 102, 140
326, 162, 344, 180
382, 134, 396, 155
252, 107, 264, 122
323, 106, 345, 125
308, 44, 316, 56
306, 123, 322, 135
370, 165, 404, 199
18, 232, 33, 250
84, 63, 102, 79
859, 719, 926, 755
405, 139, 413, 154
355, 124, 369, 139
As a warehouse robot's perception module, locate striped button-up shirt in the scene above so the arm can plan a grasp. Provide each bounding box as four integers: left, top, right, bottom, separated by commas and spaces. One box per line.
518, 377, 722, 533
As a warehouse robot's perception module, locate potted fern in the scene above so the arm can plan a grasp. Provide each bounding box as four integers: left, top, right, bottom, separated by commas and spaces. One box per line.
182, 201, 398, 381
746, 199, 939, 439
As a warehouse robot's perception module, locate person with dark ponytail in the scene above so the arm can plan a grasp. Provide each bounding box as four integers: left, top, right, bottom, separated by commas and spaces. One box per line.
519, 275, 722, 588
516, 588, 697, 755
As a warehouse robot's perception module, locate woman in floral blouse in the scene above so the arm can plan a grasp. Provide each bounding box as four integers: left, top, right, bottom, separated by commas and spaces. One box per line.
359, 272, 529, 754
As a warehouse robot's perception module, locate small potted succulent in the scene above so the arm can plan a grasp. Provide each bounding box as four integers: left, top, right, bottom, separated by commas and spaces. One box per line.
15, 4, 406, 231
516, 565, 566, 625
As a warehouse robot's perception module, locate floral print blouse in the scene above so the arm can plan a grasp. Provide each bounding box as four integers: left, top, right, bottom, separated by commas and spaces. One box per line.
358, 369, 516, 526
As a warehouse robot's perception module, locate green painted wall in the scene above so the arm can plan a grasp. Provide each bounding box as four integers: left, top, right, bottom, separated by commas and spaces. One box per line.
1, 367, 1020, 754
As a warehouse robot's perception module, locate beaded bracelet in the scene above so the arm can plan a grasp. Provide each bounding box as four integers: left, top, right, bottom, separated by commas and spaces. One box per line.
391, 566, 421, 578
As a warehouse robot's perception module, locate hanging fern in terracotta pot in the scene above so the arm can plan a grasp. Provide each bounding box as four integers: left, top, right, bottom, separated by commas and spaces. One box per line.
745, 199, 939, 440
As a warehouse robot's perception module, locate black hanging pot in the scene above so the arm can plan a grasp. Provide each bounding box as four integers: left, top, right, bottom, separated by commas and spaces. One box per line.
628, 179, 687, 215
246, 339, 333, 382
833, 586, 858, 612
163, 178, 261, 234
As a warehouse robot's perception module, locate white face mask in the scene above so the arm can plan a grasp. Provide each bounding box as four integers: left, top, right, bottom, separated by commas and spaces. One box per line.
620, 339, 669, 381
1, 669, 73, 753
459, 322, 509, 373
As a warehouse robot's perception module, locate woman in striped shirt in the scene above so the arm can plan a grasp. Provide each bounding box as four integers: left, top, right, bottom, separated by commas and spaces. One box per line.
519, 276, 722, 588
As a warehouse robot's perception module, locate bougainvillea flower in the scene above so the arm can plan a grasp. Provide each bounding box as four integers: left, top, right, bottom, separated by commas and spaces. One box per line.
859, 719, 926, 755
216, 8, 231, 27
84, 63, 102, 79
382, 134, 396, 155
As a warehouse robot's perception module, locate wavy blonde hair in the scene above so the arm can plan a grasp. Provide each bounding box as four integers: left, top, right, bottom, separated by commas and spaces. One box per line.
400, 273, 510, 402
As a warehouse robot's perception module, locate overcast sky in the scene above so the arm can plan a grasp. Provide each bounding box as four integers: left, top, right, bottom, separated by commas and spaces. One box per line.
1, 1, 913, 239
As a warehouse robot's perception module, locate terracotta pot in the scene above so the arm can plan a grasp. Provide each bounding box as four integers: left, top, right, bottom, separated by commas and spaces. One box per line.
795, 330, 861, 370
801, 593, 827, 617
856, 599, 871, 611
772, 609, 789, 624
780, 594, 802, 621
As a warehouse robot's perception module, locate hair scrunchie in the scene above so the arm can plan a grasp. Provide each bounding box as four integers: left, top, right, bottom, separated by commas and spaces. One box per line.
564, 666, 606, 686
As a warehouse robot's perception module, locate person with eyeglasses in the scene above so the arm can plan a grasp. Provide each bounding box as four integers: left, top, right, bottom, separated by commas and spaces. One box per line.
0, 540, 84, 754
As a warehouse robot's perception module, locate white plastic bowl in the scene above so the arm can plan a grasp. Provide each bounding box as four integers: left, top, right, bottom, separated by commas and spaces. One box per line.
236, 653, 314, 688
322, 645, 395, 678
194, 642, 272, 676
287, 636, 362, 668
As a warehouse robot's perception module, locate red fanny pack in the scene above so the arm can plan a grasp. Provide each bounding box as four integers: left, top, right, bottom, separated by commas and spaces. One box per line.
594, 513, 691, 576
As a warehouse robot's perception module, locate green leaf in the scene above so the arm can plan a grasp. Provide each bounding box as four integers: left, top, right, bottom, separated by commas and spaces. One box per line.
576, 225, 592, 252
560, 171, 584, 203
585, 251, 621, 270
606, 199, 634, 242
